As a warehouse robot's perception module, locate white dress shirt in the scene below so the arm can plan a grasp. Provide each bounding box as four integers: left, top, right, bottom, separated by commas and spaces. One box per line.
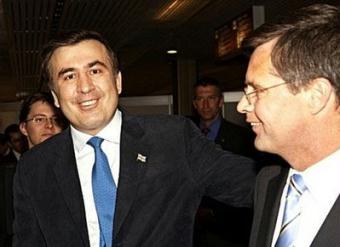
271, 149, 340, 247
71, 110, 122, 247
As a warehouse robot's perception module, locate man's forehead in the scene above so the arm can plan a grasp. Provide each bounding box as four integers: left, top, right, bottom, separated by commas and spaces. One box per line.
51, 40, 107, 61
196, 85, 219, 93
29, 101, 55, 113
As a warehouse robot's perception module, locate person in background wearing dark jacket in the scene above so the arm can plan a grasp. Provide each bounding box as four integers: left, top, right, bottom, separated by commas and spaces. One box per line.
192, 77, 256, 247
4, 124, 27, 161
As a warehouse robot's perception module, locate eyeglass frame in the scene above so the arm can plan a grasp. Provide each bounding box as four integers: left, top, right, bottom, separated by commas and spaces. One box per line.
243, 82, 288, 104
25, 115, 60, 125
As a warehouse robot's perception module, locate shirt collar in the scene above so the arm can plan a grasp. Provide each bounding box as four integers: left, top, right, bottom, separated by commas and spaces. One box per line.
71, 109, 122, 153
289, 148, 340, 204
200, 115, 222, 141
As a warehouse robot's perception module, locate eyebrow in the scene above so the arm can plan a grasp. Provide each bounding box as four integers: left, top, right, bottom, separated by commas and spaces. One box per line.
57, 60, 108, 79
57, 67, 75, 79
88, 60, 108, 69
29, 114, 57, 119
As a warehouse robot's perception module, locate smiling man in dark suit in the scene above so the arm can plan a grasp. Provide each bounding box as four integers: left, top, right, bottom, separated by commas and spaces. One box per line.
237, 4, 340, 247
13, 30, 256, 247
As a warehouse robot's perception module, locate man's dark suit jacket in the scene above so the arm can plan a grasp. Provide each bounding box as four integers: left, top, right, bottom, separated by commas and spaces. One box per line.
215, 118, 256, 158
250, 165, 340, 247
191, 117, 256, 246
13, 114, 256, 247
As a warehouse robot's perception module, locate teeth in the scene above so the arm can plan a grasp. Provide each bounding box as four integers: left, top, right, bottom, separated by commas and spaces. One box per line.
251, 122, 261, 126
80, 99, 96, 106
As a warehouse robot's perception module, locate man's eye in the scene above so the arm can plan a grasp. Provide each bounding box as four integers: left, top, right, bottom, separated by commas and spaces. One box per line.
64, 74, 75, 80
207, 96, 217, 100
34, 117, 45, 123
90, 68, 101, 75
255, 88, 266, 95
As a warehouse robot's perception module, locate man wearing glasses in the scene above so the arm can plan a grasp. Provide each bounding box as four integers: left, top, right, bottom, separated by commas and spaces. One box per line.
237, 4, 340, 246
19, 92, 68, 149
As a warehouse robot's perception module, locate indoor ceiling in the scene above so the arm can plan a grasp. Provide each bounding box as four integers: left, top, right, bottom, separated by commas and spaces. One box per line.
0, 0, 338, 102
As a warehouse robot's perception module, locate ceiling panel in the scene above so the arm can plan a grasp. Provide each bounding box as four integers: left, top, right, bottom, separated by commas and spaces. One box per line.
0, 0, 338, 102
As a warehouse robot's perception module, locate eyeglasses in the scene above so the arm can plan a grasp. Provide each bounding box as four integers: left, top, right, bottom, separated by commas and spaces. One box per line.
243, 82, 288, 104
25, 116, 60, 126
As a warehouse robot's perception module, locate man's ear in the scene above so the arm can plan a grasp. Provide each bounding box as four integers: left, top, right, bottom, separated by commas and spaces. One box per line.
51, 90, 60, 108
116, 72, 122, 95
193, 99, 198, 110
218, 96, 224, 108
308, 78, 333, 115
19, 122, 28, 137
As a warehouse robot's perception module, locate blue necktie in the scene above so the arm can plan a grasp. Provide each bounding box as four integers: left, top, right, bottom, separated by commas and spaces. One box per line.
88, 137, 117, 247
275, 174, 307, 247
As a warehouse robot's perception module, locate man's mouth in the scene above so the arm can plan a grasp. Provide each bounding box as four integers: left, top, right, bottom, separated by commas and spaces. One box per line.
79, 99, 98, 108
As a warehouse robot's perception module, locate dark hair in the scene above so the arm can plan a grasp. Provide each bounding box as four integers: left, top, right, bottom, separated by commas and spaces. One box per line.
4, 124, 20, 139
19, 92, 68, 129
243, 4, 340, 97
40, 30, 119, 89
194, 77, 222, 97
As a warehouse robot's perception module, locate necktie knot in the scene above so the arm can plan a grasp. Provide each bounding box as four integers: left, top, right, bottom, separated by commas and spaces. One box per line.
288, 174, 308, 197
201, 127, 210, 136
87, 136, 104, 149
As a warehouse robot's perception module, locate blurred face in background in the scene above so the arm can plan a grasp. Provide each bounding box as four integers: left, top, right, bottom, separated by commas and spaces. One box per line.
20, 101, 63, 148
7, 131, 26, 154
193, 85, 223, 126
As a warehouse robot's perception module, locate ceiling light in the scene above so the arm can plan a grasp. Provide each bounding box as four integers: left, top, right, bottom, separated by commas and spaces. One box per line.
167, 49, 178, 54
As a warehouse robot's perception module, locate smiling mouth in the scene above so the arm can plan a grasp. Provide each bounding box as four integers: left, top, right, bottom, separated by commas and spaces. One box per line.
250, 122, 261, 127
81, 99, 97, 106
79, 99, 98, 109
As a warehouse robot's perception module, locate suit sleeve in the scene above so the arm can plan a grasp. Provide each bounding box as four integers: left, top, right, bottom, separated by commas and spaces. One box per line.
183, 118, 256, 208
13, 160, 46, 247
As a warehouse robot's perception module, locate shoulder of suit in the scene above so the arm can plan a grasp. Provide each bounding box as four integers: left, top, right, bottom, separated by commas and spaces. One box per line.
124, 114, 190, 127
257, 165, 287, 184
219, 118, 253, 136
20, 129, 70, 161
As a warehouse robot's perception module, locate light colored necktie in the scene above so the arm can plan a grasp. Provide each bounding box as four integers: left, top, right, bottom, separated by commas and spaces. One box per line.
275, 174, 307, 247
88, 137, 117, 247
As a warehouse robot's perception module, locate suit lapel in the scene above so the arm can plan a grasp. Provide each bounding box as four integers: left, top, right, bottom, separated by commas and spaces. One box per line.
311, 195, 340, 246
257, 166, 289, 247
114, 114, 148, 236
52, 130, 90, 247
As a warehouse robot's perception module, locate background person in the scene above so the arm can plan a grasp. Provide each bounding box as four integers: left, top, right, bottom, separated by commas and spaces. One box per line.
0, 133, 16, 164
4, 124, 27, 161
237, 4, 340, 247
13, 30, 256, 247
19, 92, 68, 149
192, 77, 256, 157
192, 77, 256, 246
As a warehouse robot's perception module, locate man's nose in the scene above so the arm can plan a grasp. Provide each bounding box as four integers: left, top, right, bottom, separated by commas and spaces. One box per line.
44, 118, 54, 128
77, 73, 95, 94
202, 98, 209, 108
237, 95, 254, 113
